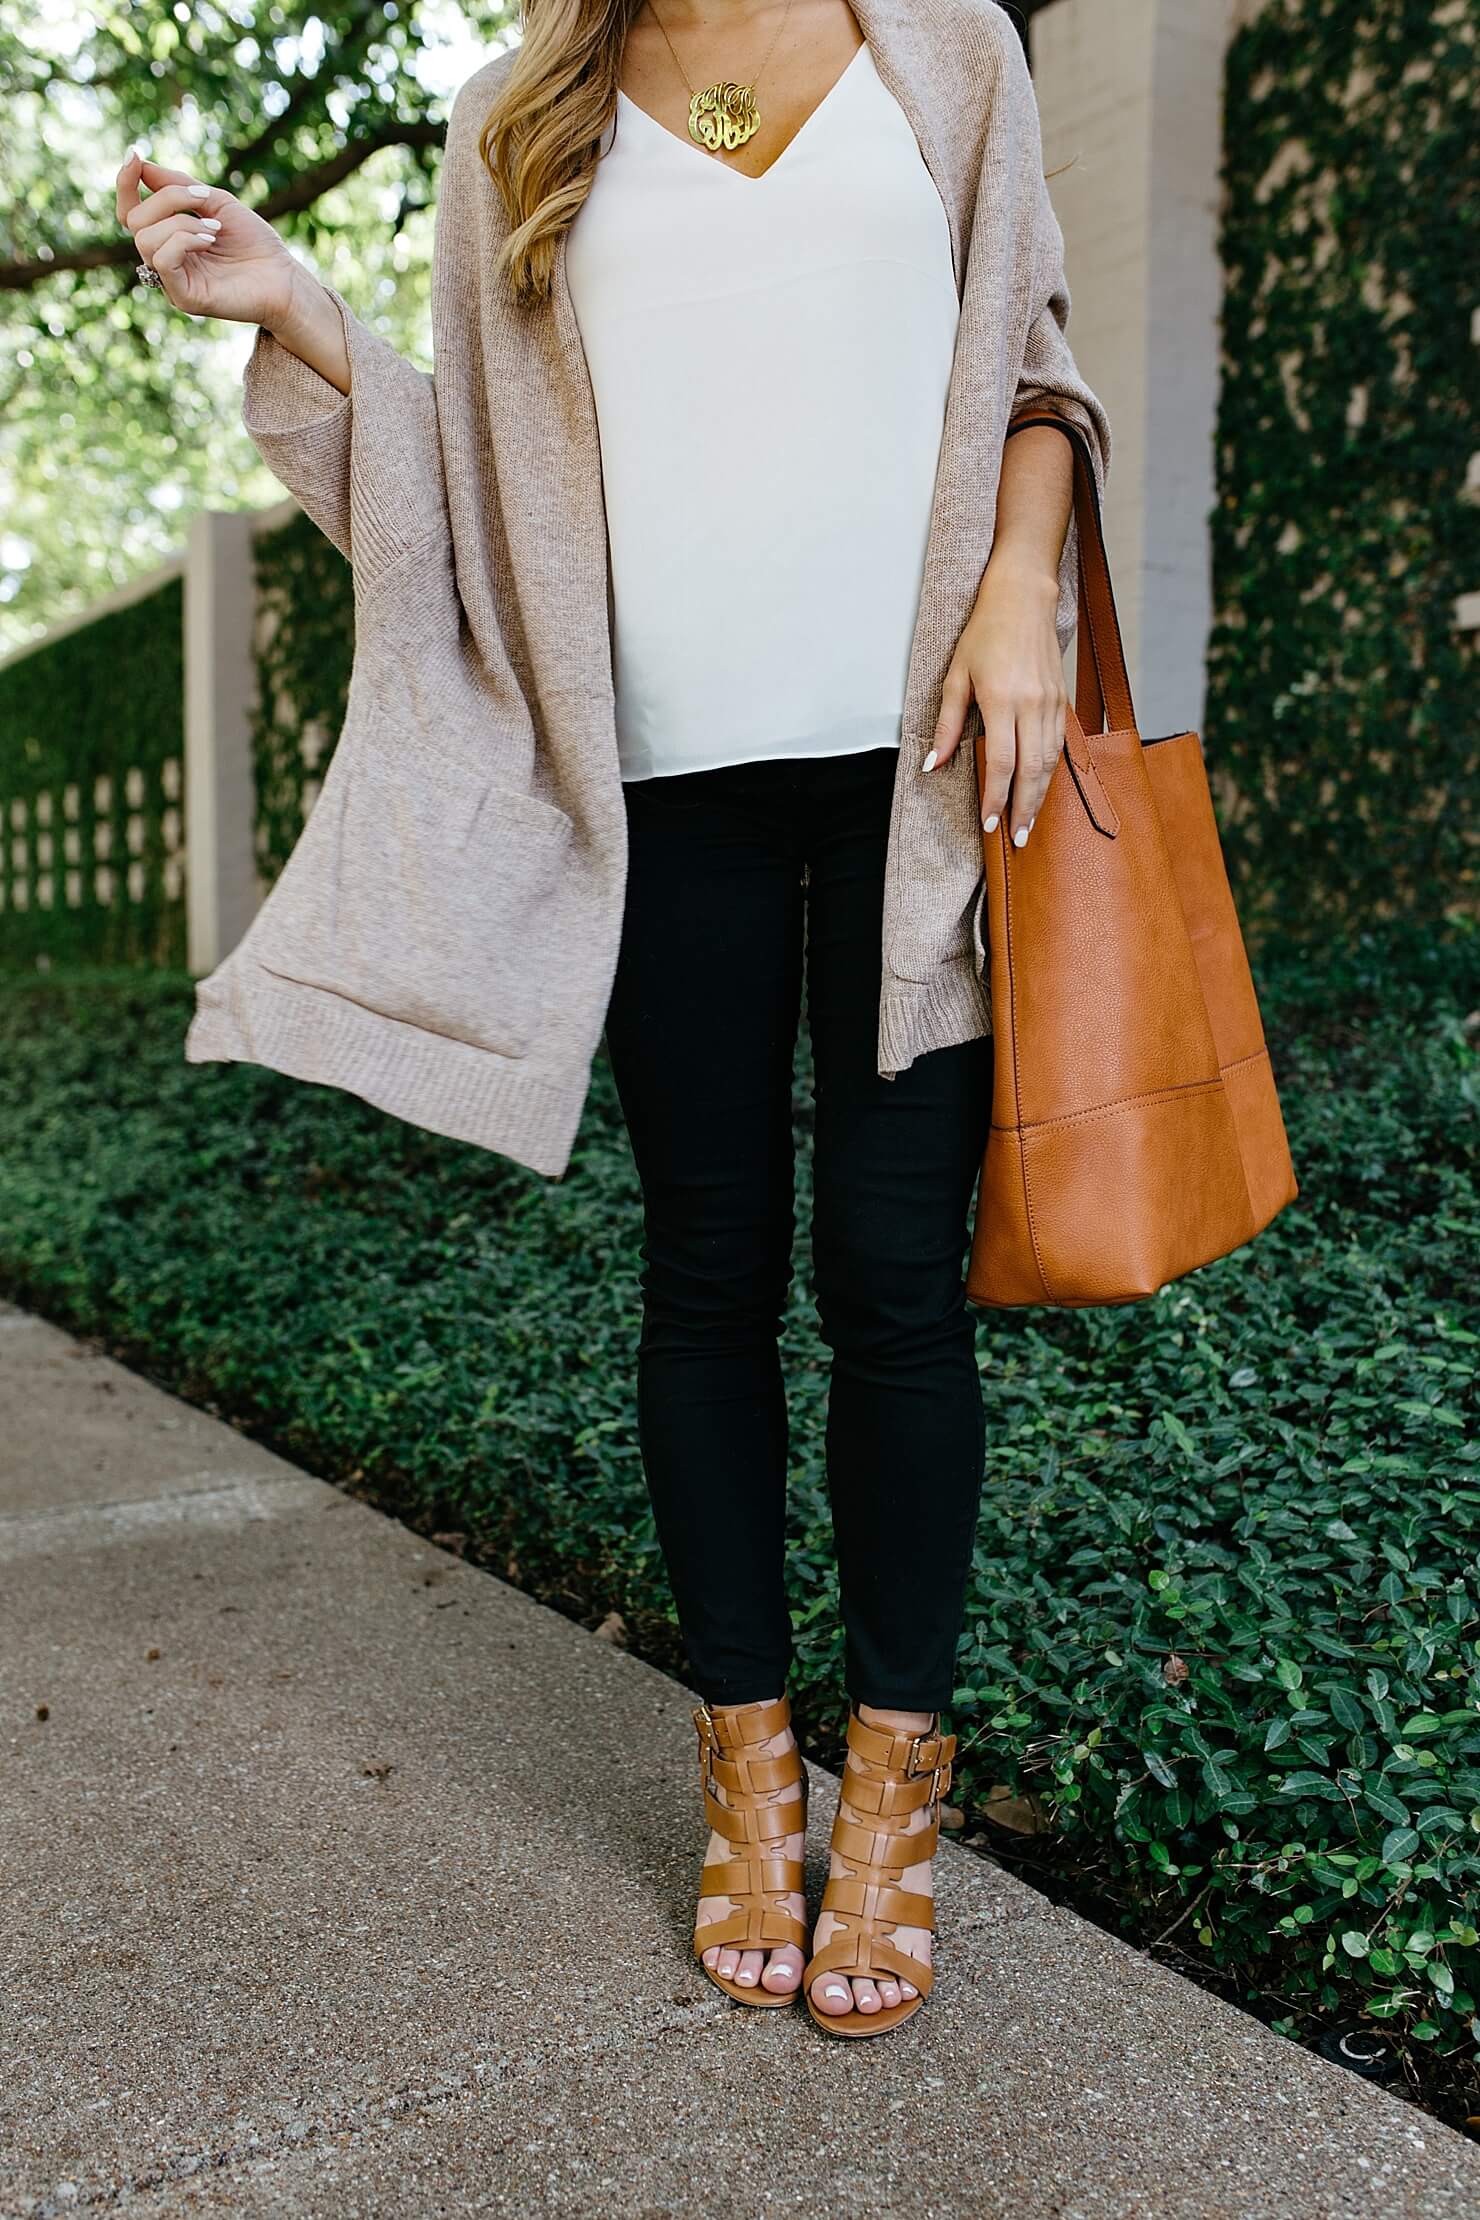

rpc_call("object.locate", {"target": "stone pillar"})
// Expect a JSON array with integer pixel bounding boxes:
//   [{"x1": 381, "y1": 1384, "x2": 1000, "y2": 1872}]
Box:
[
  {"x1": 1031, "y1": 0, "x2": 1250, "y2": 736},
  {"x1": 183, "y1": 509, "x2": 261, "y2": 974}
]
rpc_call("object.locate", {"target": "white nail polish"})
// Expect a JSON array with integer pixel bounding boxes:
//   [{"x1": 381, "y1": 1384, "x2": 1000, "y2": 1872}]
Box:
[
  {"x1": 921, "y1": 748, "x2": 938, "y2": 773},
  {"x1": 1013, "y1": 826, "x2": 1029, "y2": 848},
  {"x1": 187, "y1": 183, "x2": 210, "y2": 198},
  {"x1": 983, "y1": 813, "x2": 999, "y2": 833},
  {"x1": 198, "y1": 217, "x2": 221, "y2": 230}
]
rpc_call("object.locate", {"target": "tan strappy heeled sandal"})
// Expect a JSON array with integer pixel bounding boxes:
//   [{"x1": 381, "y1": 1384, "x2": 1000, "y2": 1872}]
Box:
[
  {"x1": 802, "y1": 1706, "x2": 956, "y2": 2038},
  {"x1": 692, "y1": 1695, "x2": 809, "y2": 2007}
]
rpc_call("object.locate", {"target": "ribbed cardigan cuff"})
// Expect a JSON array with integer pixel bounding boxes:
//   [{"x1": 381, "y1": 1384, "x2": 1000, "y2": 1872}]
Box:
[{"x1": 242, "y1": 317, "x2": 353, "y2": 557}]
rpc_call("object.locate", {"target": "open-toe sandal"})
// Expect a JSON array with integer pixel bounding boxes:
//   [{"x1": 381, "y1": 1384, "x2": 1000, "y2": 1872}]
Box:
[
  {"x1": 802, "y1": 1706, "x2": 955, "y2": 2039},
  {"x1": 692, "y1": 1695, "x2": 809, "y2": 2008}
]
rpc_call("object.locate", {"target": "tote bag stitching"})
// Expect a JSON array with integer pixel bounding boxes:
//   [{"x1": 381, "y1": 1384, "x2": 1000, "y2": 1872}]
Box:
[
  {"x1": 1221, "y1": 1045, "x2": 1273, "y2": 1078},
  {"x1": 997, "y1": 1074, "x2": 1227, "y2": 1139}
]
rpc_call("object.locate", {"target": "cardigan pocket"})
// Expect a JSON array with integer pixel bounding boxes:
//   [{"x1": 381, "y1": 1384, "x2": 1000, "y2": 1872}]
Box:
[{"x1": 252, "y1": 728, "x2": 573, "y2": 1062}]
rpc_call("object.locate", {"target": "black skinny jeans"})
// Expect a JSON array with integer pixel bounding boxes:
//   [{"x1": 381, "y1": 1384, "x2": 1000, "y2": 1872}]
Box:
[{"x1": 602, "y1": 743, "x2": 993, "y2": 1712}]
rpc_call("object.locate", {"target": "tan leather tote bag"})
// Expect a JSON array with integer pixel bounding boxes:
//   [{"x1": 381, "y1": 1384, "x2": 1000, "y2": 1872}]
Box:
[{"x1": 967, "y1": 413, "x2": 1297, "y2": 1309}]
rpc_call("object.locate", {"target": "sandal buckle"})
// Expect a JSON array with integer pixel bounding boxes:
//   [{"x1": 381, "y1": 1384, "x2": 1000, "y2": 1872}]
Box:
[
  {"x1": 905, "y1": 1731, "x2": 941, "y2": 1779},
  {"x1": 693, "y1": 1703, "x2": 720, "y2": 1788},
  {"x1": 905, "y1": 1731, "x2": 951, "y2": 1803}
]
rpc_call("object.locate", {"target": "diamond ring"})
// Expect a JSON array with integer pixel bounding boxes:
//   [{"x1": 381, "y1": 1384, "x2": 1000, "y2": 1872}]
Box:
[{"x1": 135, "y1": 262, "x2": 165, "y2": 291}]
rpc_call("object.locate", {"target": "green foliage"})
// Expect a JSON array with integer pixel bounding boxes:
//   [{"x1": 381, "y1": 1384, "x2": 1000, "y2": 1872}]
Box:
[
  {"x1": 0, "y1": 927, "x2": 1476, "y2": 2086},
  {"x1": 252, "y1": 509, "x2": 355, "y2": 881},
  {"x1": 948, "y1": 929, "x2": 1480, "y2": 2075},
  {"x1": 0, "y1": 577, "x2": 185, "y2": 969},
  {"x1": 0, "y1": 2, "x2": 515, "y2": 646},
  {"x1": 1207, "y1": 0, "x2": 1480, "y2": 938}
]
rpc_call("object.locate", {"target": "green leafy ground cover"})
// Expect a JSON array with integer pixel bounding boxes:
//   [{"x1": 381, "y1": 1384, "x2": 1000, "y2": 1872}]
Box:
[{"x1": 1, "y1": 930, "x2": 1476, "y2": 2117}]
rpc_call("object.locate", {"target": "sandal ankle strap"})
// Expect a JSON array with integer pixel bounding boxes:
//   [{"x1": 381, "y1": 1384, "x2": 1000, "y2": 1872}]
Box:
[
  {"x1": 693, "y1": 1695, "x2": 805, "y2": 1811},
  {"x1": 845, "y1": 1708, "x2": 956, "y2": 1802},
  {"x1": 694, "y1": 1694, "x2": 792, "y2": 1755}
]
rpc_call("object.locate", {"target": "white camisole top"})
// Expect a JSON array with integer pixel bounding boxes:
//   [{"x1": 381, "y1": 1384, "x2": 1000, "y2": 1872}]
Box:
[{"x1": 564, "y1": 42, "x2": 961, "y2": 782}]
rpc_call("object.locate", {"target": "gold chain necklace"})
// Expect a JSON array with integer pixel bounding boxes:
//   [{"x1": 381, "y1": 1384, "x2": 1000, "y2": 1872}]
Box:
[{"x1": 644, "y1": 0, "x2": 797, "y2": 157}]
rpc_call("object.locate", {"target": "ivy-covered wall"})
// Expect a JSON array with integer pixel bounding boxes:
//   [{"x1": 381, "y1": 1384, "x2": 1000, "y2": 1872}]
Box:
[
  {"x1": 0, "y1": 578, "x2": 186, "y2": 970},
  {"x1": 1207, "y1": 0, "x2": 1479, "y2": 942},
  {"x1": 252, "y1": 508, "x2": 354, "y2": 885}
]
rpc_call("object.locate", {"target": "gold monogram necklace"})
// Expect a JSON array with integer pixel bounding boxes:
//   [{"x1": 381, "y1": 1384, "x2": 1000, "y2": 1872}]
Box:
[{"x1": 643, "y1": 0, "x2": 797, "y2": 157}]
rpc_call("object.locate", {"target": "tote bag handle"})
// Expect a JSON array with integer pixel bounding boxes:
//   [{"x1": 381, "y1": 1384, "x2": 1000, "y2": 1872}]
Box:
[{"x1": 1004, "y1": 410, "x2": 1136, "y2": 737}]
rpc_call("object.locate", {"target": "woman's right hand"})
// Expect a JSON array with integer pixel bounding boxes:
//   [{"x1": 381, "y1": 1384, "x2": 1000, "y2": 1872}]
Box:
[{"x1": 115, "y1": 151, "x2": 301, "y2": 333}]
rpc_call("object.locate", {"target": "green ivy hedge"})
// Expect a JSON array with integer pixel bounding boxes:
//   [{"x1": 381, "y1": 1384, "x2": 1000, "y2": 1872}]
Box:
[
  {"x1": 1, "y1": 926, "x2": 1476, "y2": 2109},
  {"x1": 1207, "y1": 0, "x2": 1480, "y2": 940},
  {"x1": 251, "y1": 508, "x2": 354, "y2": 883},
  {"x1": 0, "y1": 578, "x2": 185, "y2": 970}
]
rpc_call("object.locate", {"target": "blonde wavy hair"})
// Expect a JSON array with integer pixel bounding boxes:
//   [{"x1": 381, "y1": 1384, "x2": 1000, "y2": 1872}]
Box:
[
  {"x1": 482, "y1": 0, "x2": 645, "y2": 303},
  {"x1": 482, "y1": 4, "x2": 1066, "y2": 301}
]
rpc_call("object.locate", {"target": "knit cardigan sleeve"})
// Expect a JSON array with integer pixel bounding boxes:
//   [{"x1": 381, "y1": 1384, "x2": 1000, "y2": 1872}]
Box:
[
  {"x1": 994, "y1": 20, "x2": 1113, "y2": 656},
  {"x1": 240, "y1": 284, "x2": 444, "y2": 581},
  {"x1": 237, "y1": 64, "x2": 511, "y2": 584}
]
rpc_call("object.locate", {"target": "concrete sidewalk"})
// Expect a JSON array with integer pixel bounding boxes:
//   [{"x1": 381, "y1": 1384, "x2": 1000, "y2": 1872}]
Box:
[{"x1": 3, "y1": 1299, "x2": 1478, "y2": 2220}]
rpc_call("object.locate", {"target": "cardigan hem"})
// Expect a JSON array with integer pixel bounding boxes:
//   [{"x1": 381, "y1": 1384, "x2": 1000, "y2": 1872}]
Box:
[
  {"x1": 184, "y1": 959, "x2": 588, "y2": 1181},
  {"x1": 877, "y1": 955, "x2": 993, "y2": 1080}
]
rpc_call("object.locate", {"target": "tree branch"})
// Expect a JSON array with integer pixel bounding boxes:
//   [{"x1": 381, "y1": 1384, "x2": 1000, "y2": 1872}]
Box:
[
  {"x1": 0, "y1": 119, "x2": 445, "y2": 294},
  {"x1": 220, "y1": 0, "x2": 392, "y2": 181}
]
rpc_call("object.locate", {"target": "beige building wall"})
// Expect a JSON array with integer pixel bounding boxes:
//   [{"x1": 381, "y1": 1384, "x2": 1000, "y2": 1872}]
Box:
[{"x1": 1032, "y1": 0, "x2": 1254, "y2": 738}]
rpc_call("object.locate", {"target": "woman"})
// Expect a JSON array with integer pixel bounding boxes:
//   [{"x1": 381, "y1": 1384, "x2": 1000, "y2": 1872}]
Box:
[{"x1": 118, "y1": 0, "x2": 1109, "y2": 2039}]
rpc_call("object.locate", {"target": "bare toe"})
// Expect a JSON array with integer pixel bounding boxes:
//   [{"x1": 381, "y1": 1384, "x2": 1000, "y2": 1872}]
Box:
[
  {"x1": 852, "y1": 1976, "x2": 881, "y2": 2013},
  {"x1": 716, "y1": 1947, "x2": 741, "y2": 1981},
  {"x1": 877, "y1": 1978, "x2": 901, "y2": 2009},
  {"x1": 734, "y1": 1949, "x2": 763, "y2": 1989},
  {"x1": 812, "y1": 1973, "x2": 854, "y2": 2016},
  {"x1": 762, "y1": 1946, "x2": 802, "y2": 1993},
  {"x1": 701, "y1": 1943, "x2": 721, "y2": 1968}
]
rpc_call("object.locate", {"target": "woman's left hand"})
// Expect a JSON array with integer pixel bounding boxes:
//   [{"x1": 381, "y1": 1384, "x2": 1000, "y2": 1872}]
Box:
[{"x1": 922, "y1": 552, "x2": 1067, "y2": 848}]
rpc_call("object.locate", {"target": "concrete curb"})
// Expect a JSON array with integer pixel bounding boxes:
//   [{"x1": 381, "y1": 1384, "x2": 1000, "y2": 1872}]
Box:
[{"x1": 4, "y1": 1301, "x2": 1478, "y2": 2218}]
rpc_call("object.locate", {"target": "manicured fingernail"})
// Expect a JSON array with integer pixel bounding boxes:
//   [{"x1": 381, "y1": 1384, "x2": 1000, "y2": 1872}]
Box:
[
  {"x1": 1013, "y1": 826, "x2": 1030, "y2": 848},
  {"x1": 983, "y1": 813, "x2": 999, "y2": 833},
  {"x1": 921, "y1": 748, "x2": 938, "y2": 773},
  {"x1": 198, "y1": 216, "x2": 221, "y2": 230},
  {"x1": 187, "y1": 183, "x2": 210, "y2": 198}
]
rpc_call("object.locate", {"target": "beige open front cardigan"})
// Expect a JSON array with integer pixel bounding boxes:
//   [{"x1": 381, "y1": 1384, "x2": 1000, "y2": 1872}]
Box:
[{"x1": 185, "y1": 0, "x2": 1111, "y2": 1178}]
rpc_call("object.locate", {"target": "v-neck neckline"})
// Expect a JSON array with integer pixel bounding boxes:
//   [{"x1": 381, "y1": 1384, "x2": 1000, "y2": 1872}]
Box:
[{"x1": 615, "y1": 39, "x2": 871, "y2": 186}]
